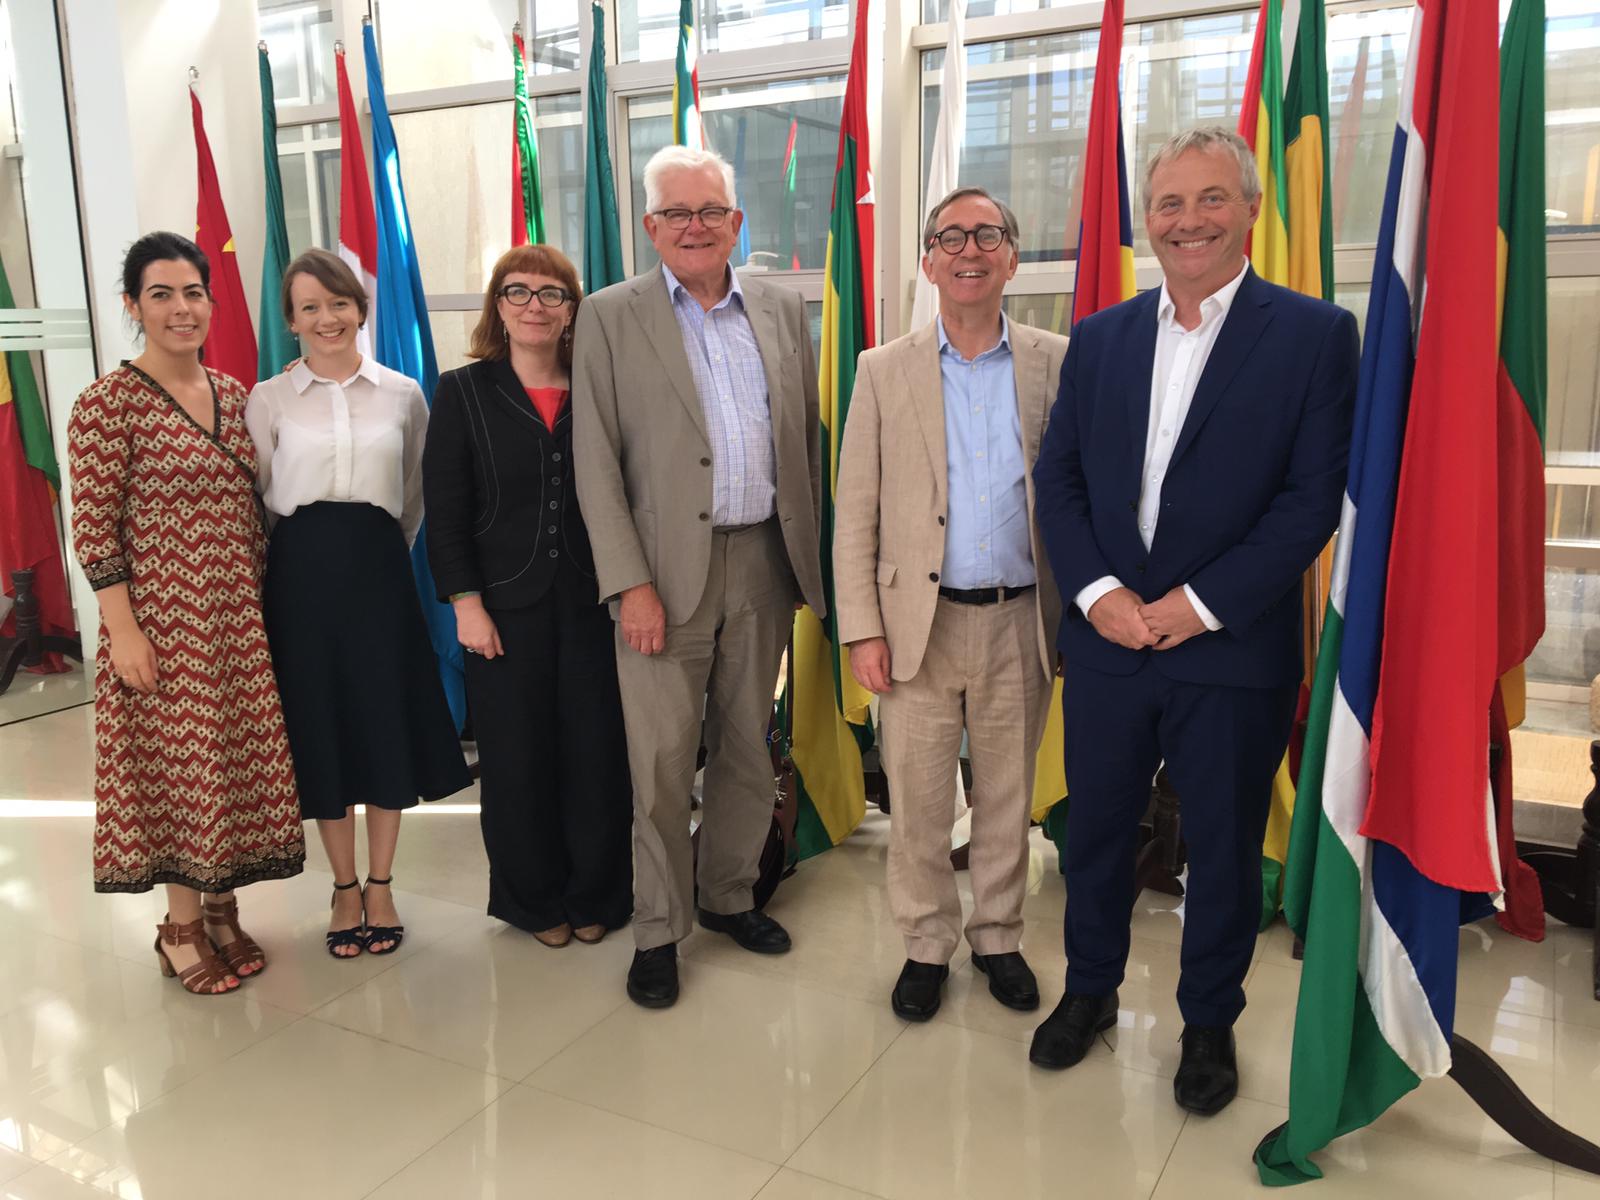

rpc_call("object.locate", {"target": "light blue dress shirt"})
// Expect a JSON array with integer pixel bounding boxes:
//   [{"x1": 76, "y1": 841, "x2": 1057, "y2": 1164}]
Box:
[
  {"x1": 936, "y1": 315, "x2": 1036, "y2": 590},
  {"x1": 660, "y1": 263, "x2": 776, "y2": 527}
]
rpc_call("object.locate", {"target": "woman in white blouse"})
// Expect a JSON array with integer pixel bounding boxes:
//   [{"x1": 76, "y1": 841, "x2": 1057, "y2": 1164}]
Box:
[{"x1": 246, "y1": 249, "x2": 470, "y2": 958}]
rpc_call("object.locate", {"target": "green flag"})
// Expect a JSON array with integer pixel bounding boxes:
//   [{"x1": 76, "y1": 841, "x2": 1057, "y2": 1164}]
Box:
[
  {"x1": 257, "y1": 45, "x2": 298, "y2": 378},
  {"x1": 513, "y1": 31, "x2": 546, "y2": 245},
  {"x1": 0, "y1": 253, "x2": 56, "y2": 490},
  {"x1": 582, "y1": 2, "x2": 625, "y2": 293}
]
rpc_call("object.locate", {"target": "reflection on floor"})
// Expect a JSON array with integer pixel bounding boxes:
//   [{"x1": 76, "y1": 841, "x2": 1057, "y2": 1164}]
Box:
[
  {"x1": 2, "y1": 705, "x2": 1599, "y2": 1199},
  {"x1": 0, "y1": 662, "x2": 89, "y2": 727}
]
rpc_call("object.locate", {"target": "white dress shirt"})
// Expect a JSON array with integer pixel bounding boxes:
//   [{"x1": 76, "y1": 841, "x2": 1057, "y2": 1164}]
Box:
[
  {"x1": 245, "y1": 356, "x2": 429, "y2": 546},
  {"x1": 1074, "y1": 260, "x2": 1252, "y2": 630}
]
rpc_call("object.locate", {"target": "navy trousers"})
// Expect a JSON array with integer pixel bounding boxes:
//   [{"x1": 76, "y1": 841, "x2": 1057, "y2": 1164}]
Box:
[{"x1": 1060, "y1": 659, "x2": 1298, "y2": 1028}]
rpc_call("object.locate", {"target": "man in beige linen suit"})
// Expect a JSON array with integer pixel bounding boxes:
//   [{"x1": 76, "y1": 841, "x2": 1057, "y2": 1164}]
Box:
[
  {"x1": 573, "y1": 145, "x2": 824, "y2": 1009},
  {"x1": 834, "y1": 187, "x2": 1067, "y2": 1021}
]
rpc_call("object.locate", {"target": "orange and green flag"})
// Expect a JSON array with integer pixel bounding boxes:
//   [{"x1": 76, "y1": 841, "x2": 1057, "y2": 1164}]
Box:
[
  {"x1": 1239, "y1": 0, "x2": 1289, "y2": 283},
  {"x1": 786, "y1": 0, "x2": 875, "y2": 859}
]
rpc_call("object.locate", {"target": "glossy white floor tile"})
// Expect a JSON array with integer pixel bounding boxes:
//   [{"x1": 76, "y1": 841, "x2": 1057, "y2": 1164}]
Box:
[
  {"x1": 6, "y1": 704, "x2": 1600, "y2": 1198},
  {"x1": 368, "y1": 1084, "x2": 777, "y2": 1200}
]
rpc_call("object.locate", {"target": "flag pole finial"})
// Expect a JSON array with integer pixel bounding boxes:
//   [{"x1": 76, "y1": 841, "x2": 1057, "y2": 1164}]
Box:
[
  {"x1": 188, "y1": 65, "x2": 199, "y2": 83},
  {"x1": 513, "y1": 20, "x2": 522, "y2": 36},
  {"x1": 334, "y1": 39, "x2": 345, "y2": 54},
  {"x1": 257, "y1": 40, "x2": 268, "y2": 53},
  {"x1": 362, "y1": 14, "x2": 372, "y2": 26}
]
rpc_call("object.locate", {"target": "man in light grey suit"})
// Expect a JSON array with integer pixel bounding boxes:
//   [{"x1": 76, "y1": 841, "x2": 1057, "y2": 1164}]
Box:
[
  {"x1": 572, "y1": 145, "x2": 825, "y2": 1009},
  {"x1": 834, "y1": 187, "x2": 1068, "y2": 1022}
]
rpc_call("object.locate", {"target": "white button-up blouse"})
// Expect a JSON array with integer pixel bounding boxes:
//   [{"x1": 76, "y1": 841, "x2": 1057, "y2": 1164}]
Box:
[{"x1": 245, "y1": 356, "x2": 429, "y2": 546}]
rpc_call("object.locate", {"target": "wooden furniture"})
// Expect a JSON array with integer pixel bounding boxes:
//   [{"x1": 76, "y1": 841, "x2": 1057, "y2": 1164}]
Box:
[{"x1": 0, "y1": 568, "x2": 82, "y2": 695}]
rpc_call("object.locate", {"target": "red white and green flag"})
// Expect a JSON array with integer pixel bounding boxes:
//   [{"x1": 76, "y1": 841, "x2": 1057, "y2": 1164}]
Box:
[
  {"x1": 786, "y1": 0, "x2": 875, "y2": 859},
  {"x1": 512, "y1": 29, "x2": 546, "y2": 246},
  {"x1": 672, "y1": 0, "x2": 704, "y2": 150}
]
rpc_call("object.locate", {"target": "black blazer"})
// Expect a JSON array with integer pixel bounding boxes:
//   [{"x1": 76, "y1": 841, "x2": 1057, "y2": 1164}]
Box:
[
  {"x1": 1033, "y1": 268, "x2": 1358, "y2": 688},
  {"x1": 423, "y1": 356, "x2": 597, "y2": 610}
]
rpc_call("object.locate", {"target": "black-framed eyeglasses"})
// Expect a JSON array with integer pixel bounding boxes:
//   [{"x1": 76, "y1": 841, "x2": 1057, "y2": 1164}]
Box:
[
  {"x1": 927, "y1": 224, "x2": 1008, "y2": 255},
  {"x1": 498, "y1": 284, "x2": 573, "y2": 308},
  {"x1": 650, "y1": 206, "x2": 734, "y2": 229}
]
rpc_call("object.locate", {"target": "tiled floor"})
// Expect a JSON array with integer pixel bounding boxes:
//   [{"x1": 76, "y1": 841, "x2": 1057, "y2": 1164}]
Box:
[{"x1": 3, "y1": 705, "x2": 1599, "y2": 1199}]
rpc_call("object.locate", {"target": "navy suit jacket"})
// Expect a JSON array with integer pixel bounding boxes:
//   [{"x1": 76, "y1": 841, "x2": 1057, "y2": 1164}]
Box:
[{"x1": 1033, "y1": 268, "x2": 1358, "y2": 688}]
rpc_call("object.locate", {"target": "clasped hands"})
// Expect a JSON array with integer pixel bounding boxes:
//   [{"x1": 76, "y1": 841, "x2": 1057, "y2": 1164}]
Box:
[{"x1": 1088, "y1": 586, "x2": 1205, "y2": 652}]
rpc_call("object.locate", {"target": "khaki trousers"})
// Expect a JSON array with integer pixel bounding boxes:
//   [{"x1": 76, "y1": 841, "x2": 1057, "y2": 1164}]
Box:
[
  {"x1": 879, "y1": 593, "x2": 1049, "y2": 963},
  {"x1": 615, "y1": 520, "x2": 795, "y2": 950}
]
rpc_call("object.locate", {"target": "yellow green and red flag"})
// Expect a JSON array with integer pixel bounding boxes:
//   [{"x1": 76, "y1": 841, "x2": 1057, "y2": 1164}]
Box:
[
  {"x1": 786, "y1": 0, "x2": 876, "y2": 859},
  {"x1": 1239, "y1": 0, "x2": 1289, "y2": 283}
]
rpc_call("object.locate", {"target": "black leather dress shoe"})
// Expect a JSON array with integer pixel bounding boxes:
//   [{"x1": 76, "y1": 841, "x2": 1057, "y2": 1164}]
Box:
[
  {"x1": 891, "y1": 960, "x2": 950, "y2": 1021},
  {"x1": 971, "y1": 952, "x2": 1040, "y2": 1011},
  {"x1": 1028, "y1": 990, "x2": 1119, "y2": 1069},
  {"x1": 1174, "y1": 1024, "x2": 1238, "y2": 1115},
  {"x1": 696, "y1": 907, "x2": 792, "y2": 954},
  {"x1": 626, "y1": 944, "x2": 679, "y2": 1008}
]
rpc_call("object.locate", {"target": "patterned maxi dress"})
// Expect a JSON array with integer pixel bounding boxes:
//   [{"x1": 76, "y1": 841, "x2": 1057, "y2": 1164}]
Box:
[{"x1": 68, "y1": 364, "x2": 305, "y2": 893}]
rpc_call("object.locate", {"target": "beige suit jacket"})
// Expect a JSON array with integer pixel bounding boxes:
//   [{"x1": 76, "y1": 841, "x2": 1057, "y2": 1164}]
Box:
[
  {"x1": 572, "y1": 266, "x2": 825, "y2": 624},
  {"x1": 833, "y1": 319, "x2": 1068, "y2": 682}
]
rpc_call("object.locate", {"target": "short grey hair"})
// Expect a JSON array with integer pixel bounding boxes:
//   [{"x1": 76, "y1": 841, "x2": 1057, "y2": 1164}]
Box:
[
  {"x1": 921, "y1": 186, "x2": 1022, "y2": 255},
  {"x1": 643, "y1": 145, "x2": 737, "y2": 212},
  {"x1": 1142, "y1": 126, "x2": 1261, "y2": 212}
]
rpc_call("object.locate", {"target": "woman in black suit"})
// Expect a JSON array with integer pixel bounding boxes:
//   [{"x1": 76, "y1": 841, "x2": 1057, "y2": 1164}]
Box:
[{"x1": 423, "y1": 245, "x2": 631, "y2": 946}]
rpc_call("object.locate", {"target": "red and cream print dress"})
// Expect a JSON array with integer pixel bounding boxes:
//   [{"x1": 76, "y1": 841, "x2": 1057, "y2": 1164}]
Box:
[{"x1": 67, "y1": 364, "x2": 305, "y2": 893}]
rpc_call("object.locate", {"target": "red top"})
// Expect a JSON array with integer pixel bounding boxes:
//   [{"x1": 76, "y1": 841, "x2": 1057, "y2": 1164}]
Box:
[{"x1": 525, "y1": 386, "x2": 568, "y2": 432}]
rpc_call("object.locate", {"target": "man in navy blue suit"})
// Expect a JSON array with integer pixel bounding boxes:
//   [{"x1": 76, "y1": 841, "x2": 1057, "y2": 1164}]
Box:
[{"x1": 1028, "y1": 127, "x2": 1357, "y2": 1115}]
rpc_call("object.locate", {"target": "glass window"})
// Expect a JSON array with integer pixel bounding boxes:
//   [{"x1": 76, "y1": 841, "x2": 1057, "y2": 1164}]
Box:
[
  {"x1": 259, "y1": 0, "x2": 336, "y2": 107},
  {"x1": 629, "y1": 76, "x2": 846, "y2": 273},
  {"x1": 276, "y1": 121, "x2": 340, "y2": 256},
  {"x1": 618, "y1": 0, "x2": 680, "y2": 63},
  {"x1": 374, "y1": 0, "x2": 519, "y2": 92},
  {"x1": 620, "y1": 0, "x2": 848, "y2": 62},
  {"x1": 391, "y1": 93, "x2": 584, "y2": 297},
  {"x1": 1324, "y1": 7, "x2": 1412, "y2": 246},
  {"x1": 1547, "y1": 276, "x2": 1600, "y2": 469},
  {"x1": 921, "y1": 32, "x2": 1098, "y2": 267},
  {"x1": 1546, "y1": 5, "x2": 1600, "y2": 231},
  {"x1": 1530, "y1": 566, "x2": 1600, "y2": 686},
  {"x1": 1002, "y1": 292, "x2": 1073, "y2": 336},
  {"x1": 704, "y1": 0, "x2": 850, "y2": 53},
  {"x1": 923, "y1": 0, "x2": 1077, "y2": 20},
  {"x1": 526, "y1": 0, "x2": 584, "y2": 73}
]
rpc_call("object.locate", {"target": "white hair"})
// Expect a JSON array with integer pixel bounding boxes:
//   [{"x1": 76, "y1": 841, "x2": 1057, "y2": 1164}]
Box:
[{"x1": 642, "y1": 145, "x2": 738, "y2": 212}]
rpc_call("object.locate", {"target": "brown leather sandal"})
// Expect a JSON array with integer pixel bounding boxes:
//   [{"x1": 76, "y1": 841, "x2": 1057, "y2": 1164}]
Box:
[
  {"x1": 201, "y1": 895, "x2": 266, "y2": 976},
  {"x1": 154, "y1": 916, "x2": 240, "y2": 995}
]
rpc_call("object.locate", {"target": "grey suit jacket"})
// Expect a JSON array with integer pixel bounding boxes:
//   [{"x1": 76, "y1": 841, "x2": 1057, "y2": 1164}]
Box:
[
  {"x1": 572, "y1": 266, "x2": 825, "y2": 624},
  {"x1": 833, "y1": 319, "x2": 1068, "y2": 681}
]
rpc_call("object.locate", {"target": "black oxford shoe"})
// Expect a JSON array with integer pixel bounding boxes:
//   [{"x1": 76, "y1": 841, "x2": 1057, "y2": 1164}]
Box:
[
  {"x1": 1028, "y1": 990, "x2": 1119, "y2": 1069},
  {"x1": 696, "y1": 907, "x2": 792, "y2": 955},
  {"x1": 1174, "y1": 1024, "x2": 1238, "y2": 1115},
  {"x1": 626, "y1": 944, "x2": 679, "y2": 1009},
  {"x1": 891, "y1": 960, "x2": 950, "y2": 1021},
  {"x1": 971, "y1": 951, "x2": 1040, "y2": 1011}
]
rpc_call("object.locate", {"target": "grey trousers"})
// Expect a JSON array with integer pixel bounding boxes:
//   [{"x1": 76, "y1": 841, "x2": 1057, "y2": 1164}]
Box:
[{"x1": 615, "y1": 520, "x2": 795, "y2": 950}]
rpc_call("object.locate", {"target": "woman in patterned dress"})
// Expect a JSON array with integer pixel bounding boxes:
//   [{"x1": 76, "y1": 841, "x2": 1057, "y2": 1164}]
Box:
[{"x1": 68, "y1": 232, "x2": 305, "y2": 995}]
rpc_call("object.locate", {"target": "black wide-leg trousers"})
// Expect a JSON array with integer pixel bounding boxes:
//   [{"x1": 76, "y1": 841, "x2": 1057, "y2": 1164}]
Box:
[{"x1": 464, "y1": 563, "x2": 633, "y2": 933}]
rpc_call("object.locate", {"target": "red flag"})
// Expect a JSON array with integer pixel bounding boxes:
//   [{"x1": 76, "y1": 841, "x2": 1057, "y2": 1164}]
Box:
[
  {"x1": 1359, "y1": 0, "x2": 1501, "y2": 893},
  {"x1": 0, "y1": 364, "x2": 73, "y2": 673},
  {"x1": 1071, "y1": 0, "x2": 1135, "y2": 323},
  {"x1": 335, "y1": 46, "x2": 379, "y2": 349},
  {"x1": 189, "y1": 88, "x2": 257, "y2": 387}
]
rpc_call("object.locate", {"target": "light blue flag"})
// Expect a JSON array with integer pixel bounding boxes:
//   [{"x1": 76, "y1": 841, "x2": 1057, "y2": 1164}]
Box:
[{"x1": 362, "y1": 21, "x2": 465, "y2": 730}]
